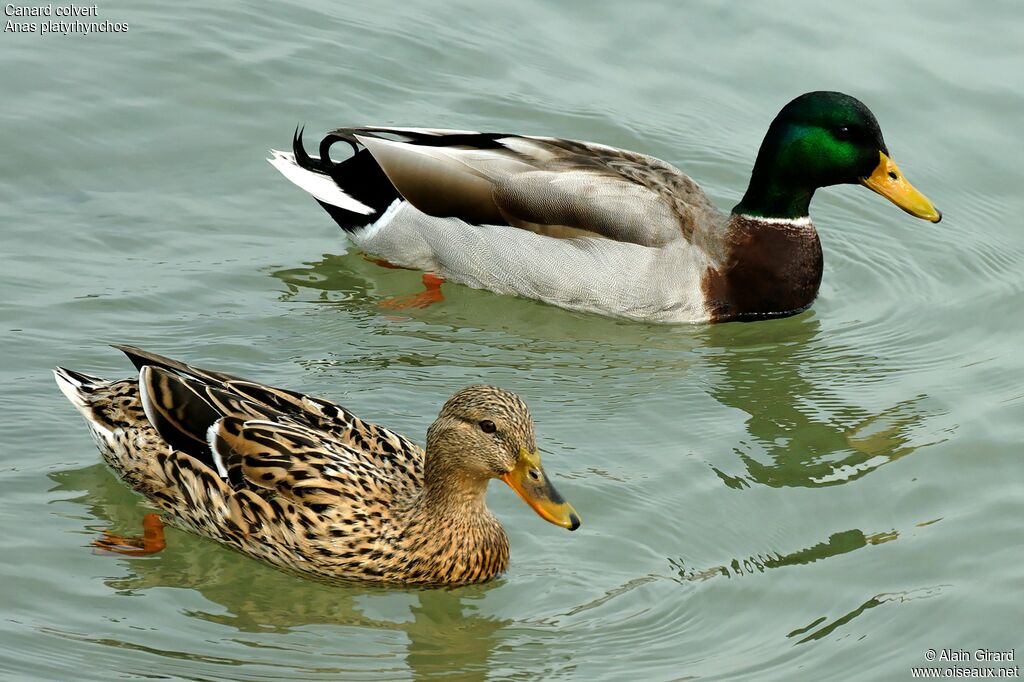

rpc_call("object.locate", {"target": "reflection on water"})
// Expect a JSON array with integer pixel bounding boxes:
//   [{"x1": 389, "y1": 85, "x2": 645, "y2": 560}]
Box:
[
  {"x1": 275, "y1": 253, "x2": 951, "y2": 493},
  {"x1": 271, "y1": 250, "x2": 707, "y2": 376},
  {"x1": 671, "y1": 527, "x2": 899, "y2": 582},
  {"x1": 49, "y1": 464, "x2": 509, "y2": 681},
  {"x1": 701, "y1": 319, "x2": 950, "y2": 488},
  {"x1": 5, "y1": 0, "x2": 1022, "y2": 675},
  {"x1": 787, "y1": 586, "x2": 944, "y2": 644},
  {"x1": 274, "y1": 252, "x2": 382, "y2": 310},
  {"x1": 559, "y1": 575, "x2": 661, "y2": 619},
  {"x1": 37, "y1": 627, "x2": 255, "y2": 670},
  {"x1": 36, "y1": 242, "x2": 972, "y2": 681}
]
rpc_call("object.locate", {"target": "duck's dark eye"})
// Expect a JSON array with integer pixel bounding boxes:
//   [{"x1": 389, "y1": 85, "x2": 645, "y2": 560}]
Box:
[
  {"x1": 834, "y1": 126, "x2": 853, "y2": 141},
  {"x1": 479, "y1": 419, "x2": 497, "y2": 434}
]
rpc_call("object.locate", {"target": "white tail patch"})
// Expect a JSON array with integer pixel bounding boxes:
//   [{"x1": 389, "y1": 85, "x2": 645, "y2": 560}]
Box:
[
  {"x1": 268, "y1": 150, "x2": 374, "y2": 215},
  {"x1": 53, "y1": 368, "x2": 88, "y2": 410},
  {"x1": 53, "y1": 368, "x2": 114, "y2": 440}
]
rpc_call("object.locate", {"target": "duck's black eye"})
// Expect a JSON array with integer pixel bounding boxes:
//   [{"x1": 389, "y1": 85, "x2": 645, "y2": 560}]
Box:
[
  {"x1": 834, "y1": 126, "x2": 853, "y2": 141},
  {"x1": 479, "y1": 419, "x2": 497, "y2": 434}
]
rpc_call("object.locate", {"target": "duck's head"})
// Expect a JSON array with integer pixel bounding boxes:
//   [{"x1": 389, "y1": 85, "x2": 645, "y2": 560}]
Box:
[
  {"x1": 425, "y1": 385, "x2": 580, "y2": 531},
  {"x1": 734, "y1": 91, "x2": 941, "y2": 223}
]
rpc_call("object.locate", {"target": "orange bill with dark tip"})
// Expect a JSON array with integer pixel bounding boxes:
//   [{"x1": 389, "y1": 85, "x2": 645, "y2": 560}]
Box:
[
  {"x1": 860, "y1": 151, "x2": 942, "y2": 223},
  {"x1": 501, "y1": 448, "x2": 580, "y2": 530}
]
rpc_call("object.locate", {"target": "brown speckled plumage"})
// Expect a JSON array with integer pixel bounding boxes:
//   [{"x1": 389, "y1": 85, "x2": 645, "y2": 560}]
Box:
[{"x1": 55, "y1": 346, "x2": 578, "y2": 585}]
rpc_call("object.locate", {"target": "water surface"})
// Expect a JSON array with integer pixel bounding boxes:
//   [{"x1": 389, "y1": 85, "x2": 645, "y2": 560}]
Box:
[{"x1": 2, "y1": 1, "x2": 1022, "y2": 679}]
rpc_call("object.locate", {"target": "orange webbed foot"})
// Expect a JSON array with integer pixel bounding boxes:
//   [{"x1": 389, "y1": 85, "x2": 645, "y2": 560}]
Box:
[
  {"x1": 379, "y1": 274, "x2": 446, "y2": 310},
  {"x1": 92, "y1": 513, "x2": 167, "y2": 556}
]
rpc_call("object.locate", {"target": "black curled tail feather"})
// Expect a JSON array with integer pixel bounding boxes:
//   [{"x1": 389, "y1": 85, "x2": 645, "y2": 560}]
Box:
[
  {"x1": 293, "y1": 126, "x2": 326, "y2": 173},
  {"x1": 292, "y1": 126, "x2": 360, "y2": 175},
  {"x1": 291, "y1": 127, "x2": 402, "y2": 232},
  {"x1": 292, "y1": 126, "x2": 326, "y2": 174},
  {"x1": 292, "y1": 125, "x2": 316, "y2": 170},
  {"x1": 319, "y1": 131, "x2": 360, "y2": 169}
]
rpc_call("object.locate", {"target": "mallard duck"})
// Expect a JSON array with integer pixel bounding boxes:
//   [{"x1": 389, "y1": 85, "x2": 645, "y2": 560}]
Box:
[
  {"x1": 270, "y1": 91, "x2": 940, "y2": 323},
  {"x1": 54, "y1": 346, "x2": 579, "y2": 585}
]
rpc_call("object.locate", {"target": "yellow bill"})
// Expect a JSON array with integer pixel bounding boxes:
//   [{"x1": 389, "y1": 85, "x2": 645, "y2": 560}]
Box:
[
  {"x1": 860, "y1": 151, "x2": 942, "y2": 223},
  {"x1": 501, "y1": 448, "x2": 580, "y2": 530}
]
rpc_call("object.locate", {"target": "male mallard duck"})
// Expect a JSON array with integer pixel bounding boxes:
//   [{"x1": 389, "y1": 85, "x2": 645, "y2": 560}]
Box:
[
  {"x1": 54, "y1": 346, "x2": 579, "y2": 585},
  {"x1": 270, "y1": 91, "x2": 940, "y2": 323}
]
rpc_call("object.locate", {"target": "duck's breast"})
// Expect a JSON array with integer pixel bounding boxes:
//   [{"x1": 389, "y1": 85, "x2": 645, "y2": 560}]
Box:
[{"x1": 701, "y1": 215, "x2": 824, "y2": 322}]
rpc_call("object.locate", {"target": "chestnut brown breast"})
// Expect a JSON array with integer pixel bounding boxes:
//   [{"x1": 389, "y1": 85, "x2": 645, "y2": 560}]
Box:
[{"x1": 702, "y1": 215, "x2": 823, "y2": 322}]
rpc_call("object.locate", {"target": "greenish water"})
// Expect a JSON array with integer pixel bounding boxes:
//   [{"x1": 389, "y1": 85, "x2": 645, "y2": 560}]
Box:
[{"x1": 2, "y1": 0, "x2": 1022, "y2": 679}]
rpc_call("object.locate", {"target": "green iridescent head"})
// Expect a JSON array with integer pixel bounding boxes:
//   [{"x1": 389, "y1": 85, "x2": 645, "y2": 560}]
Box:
[{"x1": 733, "y1": 91, "x2": 940, "y2": 222}]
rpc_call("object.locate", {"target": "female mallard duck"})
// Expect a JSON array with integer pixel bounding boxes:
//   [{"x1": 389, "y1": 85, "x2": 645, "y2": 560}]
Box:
[
  {"x1": 271, "y1": 91, "x2": 940, "y2": 323},
  {"x1": 54, "y1": 346, "x2": 579, "y2": 585}
]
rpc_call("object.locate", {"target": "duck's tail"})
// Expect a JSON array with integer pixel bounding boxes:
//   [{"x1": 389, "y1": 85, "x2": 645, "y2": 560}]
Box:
[
  {"x1": 53, "y1": 366, "x2": 119, "y2": 445},
  {"x1": 268, "y1": 127, "x2": 401, "y2": 233}
]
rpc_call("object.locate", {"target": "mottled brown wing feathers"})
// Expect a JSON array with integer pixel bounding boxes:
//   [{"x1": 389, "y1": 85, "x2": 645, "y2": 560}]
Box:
[
  {"x1": 227, "y1": 381, "x2": 426, "y2": 480},
  {"x1": 209, "y1": 417, "x2": 397, "y2": 513},
  {"x1": 220, "y1": 379, "x2": 308, "y2": 414},
  {"x1": 197, "y1": 383, "x2": 285, "y2": 423},
  {"x1": 117, "y1": 344, "x2": 424, "y2": 478}
]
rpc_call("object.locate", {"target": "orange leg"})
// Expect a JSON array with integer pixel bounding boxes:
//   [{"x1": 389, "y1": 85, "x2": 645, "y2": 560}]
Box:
[
  {"x1": 379, "y1": 274, "x2": 446, "y2": 310},
  {"x1": 92, "y1": 513, "x2": 167, "y2": 556}
]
